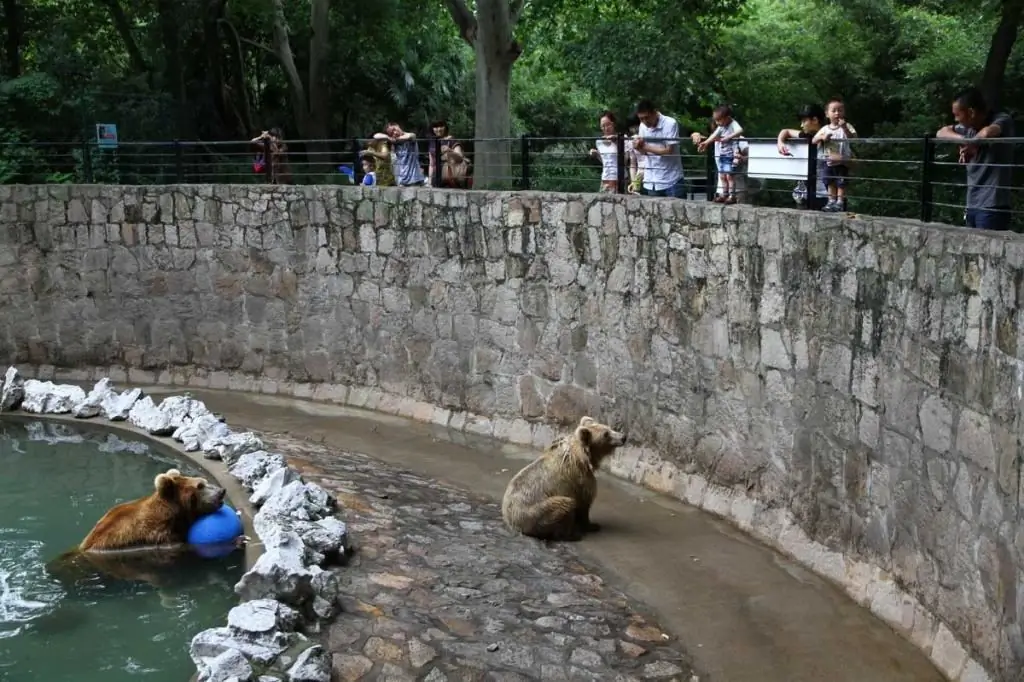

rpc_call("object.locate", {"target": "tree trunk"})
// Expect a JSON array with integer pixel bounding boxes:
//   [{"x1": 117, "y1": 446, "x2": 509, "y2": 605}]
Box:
[
  {"x1": 156, "y1": 0, "x2": 188, "y2": 137},
  {"x1": 2, "y1": 0, "x2": 20, "y2": 79},
  {"x1": 981, "y1": 0, "x2": 1024, "y2": 110},
  {"x1": 473, "y1": 37, "x2": 514, "y2": 188},
  {"x1": 443, "y1": 0, "x2": 523, "y2": 189},
  {"x1": 305, "y1": 0, "x2": 331, "y2": 175},
  {"x1": 269, "y1": 0, "x2": 310, "y2": 138}
]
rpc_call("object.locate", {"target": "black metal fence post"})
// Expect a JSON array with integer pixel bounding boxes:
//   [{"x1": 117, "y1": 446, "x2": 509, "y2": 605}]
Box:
[
  {"x1": 520, "y1": 135, "x2": 531, "y2": 190},
  {"x1": 704, "y1": 142, "x2": 715, "y2": 201},
  {"x1": 351, "y1": 138, "x2": 361, "y2": 185},
  {"x1": 432, "y1": 136, "x2": 443, "y2": 188},
  {"x1": 615, "y1": 133, "x2": 626, "y2": 194},
  {"x1": 806, "y1": 142, "x2": 819, "y2": 211},
  {"x1": 173, "y1": 140, "x2": 184, "y2": 183},
  {"x1": 81, "y1": 140, "x2": 93, "y2": 184},
  {"x1": 919, "y1": 134, "x2": 935, "y2": 223}
]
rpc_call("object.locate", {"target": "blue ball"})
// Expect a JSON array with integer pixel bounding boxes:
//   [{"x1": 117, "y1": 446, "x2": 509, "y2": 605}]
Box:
[{"x1": 188, "y1": 504, "x2": 243, "y2": 546}]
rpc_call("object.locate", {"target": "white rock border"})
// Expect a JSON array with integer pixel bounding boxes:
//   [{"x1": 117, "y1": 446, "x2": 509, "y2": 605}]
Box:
[{"x1": 0, "y1": 367, "x2": 342, "y2": 682}]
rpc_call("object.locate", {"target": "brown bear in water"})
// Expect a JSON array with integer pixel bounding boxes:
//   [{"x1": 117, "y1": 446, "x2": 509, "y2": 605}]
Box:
[
  {"x1": 47, "y1": 468, "x2": 227, "y2": 586},
  {"x1": 501, "y1": 416, "x2": 627, "y2": 542}
]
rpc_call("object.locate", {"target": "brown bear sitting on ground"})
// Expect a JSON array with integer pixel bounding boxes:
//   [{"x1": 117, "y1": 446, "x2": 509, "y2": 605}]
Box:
[
  {"x1": 502, "y1": 416, "x2": 627, "y2": 542},
  {"x1": 47, "y1": 468, "x2": 227, "y2": 586}
]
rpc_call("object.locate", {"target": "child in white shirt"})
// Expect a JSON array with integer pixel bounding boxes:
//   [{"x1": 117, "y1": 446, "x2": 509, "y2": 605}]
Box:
[
  {"x1": 812, "y1": 97, "x2": 857, "y2": 212},
  {"x1": 697, "y1": 105, "x2": 743, "y2": 204}
]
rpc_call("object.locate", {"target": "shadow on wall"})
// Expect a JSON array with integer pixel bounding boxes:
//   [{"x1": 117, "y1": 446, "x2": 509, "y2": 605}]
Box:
[{"x1": 0, "y1": 183, "x2": 1019, "y2": 682}]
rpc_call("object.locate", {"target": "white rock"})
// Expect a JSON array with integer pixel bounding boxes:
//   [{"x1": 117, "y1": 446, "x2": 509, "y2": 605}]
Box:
[
  {"x1": 20, "y1": 380, "x2": 86, "y2": 414},
  {"x1": 158, "y1": 394, "x2": 213, "y2": 430},
  {"x1": 101, "y1": 387, "x2": 142, "y2": 420},
  {"x1": 175, "y1": 413, "x2": 231, "y2": 451},
  {"x1": 190, "y1": 626, "x2": 293, "y2": 666},
  {"x1": 204, "y1": 431, "x2": 265, "y2": 464},
  {"x1": 251, "y1": 467, "x2": 301, "y2": 507},
  {"x1": 260, "y1": 481, "x2": 316, "y2": 522},
  {"x1": 286, "y1": 645, "x2": 330, "y2": 682},
  {"x1": 0, "y1": 366, "x2": 25, "y2": 411},
  {"x1": 73, "y1": 378, "x2": 116, "y2": 418},
  {"x1": 128, "y1": 395, "x2": 176, "y2": 435},
  {"x1": 234, "y1": 529, "x2": 313, "y2": 604},
  {"x1": 230, "y1": 451, "x2": 288, "y2": 490},
  {"x1": 309, "y1": 567, "x2": 341, "y2": 607},
  {"x1": 303, "y1": 483, "x2": 334, "y2": 516},
  {"x1": 196, "y1": 648, "x2": 253, "y2": 682},
  {"x1": 304, "y1": 517, "x2": 349, "y2": 559},
  {"x1": 226, "y1": 599, "x2": 299, "y2": 635}
]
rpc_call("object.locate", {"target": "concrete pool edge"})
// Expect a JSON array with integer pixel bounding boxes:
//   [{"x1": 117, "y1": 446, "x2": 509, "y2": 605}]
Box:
[
  {"x1": 0, "y1": 369, "x2": 344, "y2": 682},
  {"x1": 12, "y1": 362, "x2": 989, "y2": 682},
  {"x1": 0, "y1": 411, "x2": 263, "y2": 571}
]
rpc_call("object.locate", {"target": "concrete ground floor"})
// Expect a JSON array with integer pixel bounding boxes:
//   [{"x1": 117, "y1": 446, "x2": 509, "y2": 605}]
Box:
[{"x1": 145, "y1": 386, "x2": 945, "y2": 682}]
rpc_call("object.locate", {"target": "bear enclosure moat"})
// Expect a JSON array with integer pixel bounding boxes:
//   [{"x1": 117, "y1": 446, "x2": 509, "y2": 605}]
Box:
[
  {"x1": 0, "y1": 418, "x2": 245, "y2": 682},
  {"x1": 1, "y1": 183, "x2": 1023, "y2": 682}
]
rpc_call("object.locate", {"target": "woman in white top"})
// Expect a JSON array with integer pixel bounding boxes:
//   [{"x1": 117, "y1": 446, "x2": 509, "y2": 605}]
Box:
[{"x1": 589, "y1": 111, "x2": 636, "y2": 193}]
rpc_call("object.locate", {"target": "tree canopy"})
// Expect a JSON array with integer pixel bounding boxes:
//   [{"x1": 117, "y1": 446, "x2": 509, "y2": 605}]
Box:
[{"x1": 0, "y1": 0, "x2": 1020, "y2": 189}]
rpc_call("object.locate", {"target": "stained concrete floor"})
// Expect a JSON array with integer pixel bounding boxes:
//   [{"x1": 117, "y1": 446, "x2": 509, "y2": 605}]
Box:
[{"x1": 144, "y1": 386, "x2": 945, "y2": 682}]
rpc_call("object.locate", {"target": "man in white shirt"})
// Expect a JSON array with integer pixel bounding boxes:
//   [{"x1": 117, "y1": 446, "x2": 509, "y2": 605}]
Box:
[{"x1": 633, "y1": 99, "x2": 686, "y2": 198}]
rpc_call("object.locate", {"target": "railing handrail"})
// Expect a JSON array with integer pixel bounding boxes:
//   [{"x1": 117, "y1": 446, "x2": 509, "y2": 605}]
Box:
[
  {"x1": 6, "y1": 134, "x2": 1024, "y2": 146},
  {"x1": 2, "y1": 133, "x2": 1022, "y2": 231}
]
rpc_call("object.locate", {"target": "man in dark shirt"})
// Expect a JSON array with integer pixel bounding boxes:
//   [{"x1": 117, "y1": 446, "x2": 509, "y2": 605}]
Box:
[{"x1": 937, "y1": 86, "x2": 1015, "y2": 231}]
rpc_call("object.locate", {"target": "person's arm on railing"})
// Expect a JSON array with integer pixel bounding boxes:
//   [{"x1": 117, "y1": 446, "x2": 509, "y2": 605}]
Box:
[
  {"x1": 360, "y1": 147, "x2": 390, "y2": 161},
  {"x1": 696, "y1": 127, "x2": 722, "y2": 153},
  {"x1": 392, "y1": 131, "x2": 416, "y2": 142},
  {"x1": 373, "y1": 132, "x2": 390, "y2": 140},
  {"x1": 776, "y1": 128, "x2": 801, "y2": 155},
  {"x1": 635, "y1": 119, "x2": 681, "y2": 156}
]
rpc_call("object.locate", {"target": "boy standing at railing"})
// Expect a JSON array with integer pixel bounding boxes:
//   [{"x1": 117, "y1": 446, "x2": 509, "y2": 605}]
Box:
[
  {"x1": 813, "y1": 98, "x2": 857, "y2": 212},
  {"x1": 697, "y1": 105, "x2": 744, "y2": 204}
]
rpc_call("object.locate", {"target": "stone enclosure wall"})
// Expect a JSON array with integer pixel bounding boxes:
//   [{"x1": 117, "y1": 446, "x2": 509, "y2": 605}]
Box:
[{"x1": 0, "y1": 184, "x2": 1020, "y2": 681}]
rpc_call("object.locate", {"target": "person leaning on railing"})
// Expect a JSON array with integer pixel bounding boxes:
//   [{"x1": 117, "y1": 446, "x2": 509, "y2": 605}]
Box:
[
  {"x1": 936, "y1": 86, "x2": 1016, "y2": 231},
  {"x1": 250, "y1": 128, "x2": 292, "y2": 185},
  {"x1": 428, "y1": 119, "x2": 471, "y2": 189},
  {"x1": 776, "y1": 104, "x2": 829, "y2": 210}
]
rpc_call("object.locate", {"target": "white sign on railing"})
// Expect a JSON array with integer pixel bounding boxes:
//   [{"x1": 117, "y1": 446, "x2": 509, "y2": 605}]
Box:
[{"x1": 746, "y1": 141, "x2": 810, "y2": 180}]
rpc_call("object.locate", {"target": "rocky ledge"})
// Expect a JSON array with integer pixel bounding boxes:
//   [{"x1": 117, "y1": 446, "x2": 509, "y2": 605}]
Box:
[{"x1": 0, "y1": 367, "x2": 345, "y2": 682}]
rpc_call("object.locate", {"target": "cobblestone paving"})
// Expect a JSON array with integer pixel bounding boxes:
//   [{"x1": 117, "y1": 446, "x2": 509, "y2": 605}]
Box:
[{"x1": 256, "y1": 430, "x2": 696, "y2": 682}]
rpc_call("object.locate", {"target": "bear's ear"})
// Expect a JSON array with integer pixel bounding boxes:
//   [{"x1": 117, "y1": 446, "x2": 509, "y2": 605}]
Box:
[
  {"x1": 165, "y1": 468, "x2": 181, "y2": 477},
  {"x1": 574, "y1": 426, "x2": 593, "y2": 447},
  {"x1": 579, "y1": 416, "x2": 595, "y2": 427},
  {"x1": 154, "y1": 472, "x2": 178, "y2": 498}
]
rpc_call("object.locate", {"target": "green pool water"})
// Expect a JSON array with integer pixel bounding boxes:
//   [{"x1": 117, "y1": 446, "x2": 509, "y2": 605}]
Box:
[{"x1": 0, "y1": 419, "x2": 245, "y2": 682}]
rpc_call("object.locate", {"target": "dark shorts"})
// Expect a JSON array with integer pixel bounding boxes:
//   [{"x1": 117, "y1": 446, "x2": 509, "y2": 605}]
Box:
[
  {"x1": 822, "y1": 164, "x2": 849, "y2": 189},
  {"x1": 966, "y1": 208, "x2": 1011, "y2": 231},
  {"x1": 717, "y1": 155, "x2": 735, "y2": 175}
]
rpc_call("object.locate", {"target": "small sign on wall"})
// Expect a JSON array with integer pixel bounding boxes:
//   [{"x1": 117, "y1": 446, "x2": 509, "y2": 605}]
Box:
[{"x1": 95, "y1": 124, "x2": 118, "y2": 149}]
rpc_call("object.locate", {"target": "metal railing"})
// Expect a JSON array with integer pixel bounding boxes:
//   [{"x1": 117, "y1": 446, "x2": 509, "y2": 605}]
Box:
[{"x1": 1, "y1": 134, "x2": 1021, "y2": 230}]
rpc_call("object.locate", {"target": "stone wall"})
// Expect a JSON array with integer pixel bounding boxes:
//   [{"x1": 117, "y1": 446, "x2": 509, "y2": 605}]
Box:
[{"x1": 0, "y1": 183, "x2": 1019, "y2": 681}]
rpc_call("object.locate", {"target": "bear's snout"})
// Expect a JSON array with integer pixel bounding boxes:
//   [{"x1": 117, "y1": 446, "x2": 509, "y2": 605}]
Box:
[
  {"x1": 612, "y1": 430, "x2": 627, "y2": 446},
  {"x1": 213, "y1": 487, "x2": 226, "y2": 505}
]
